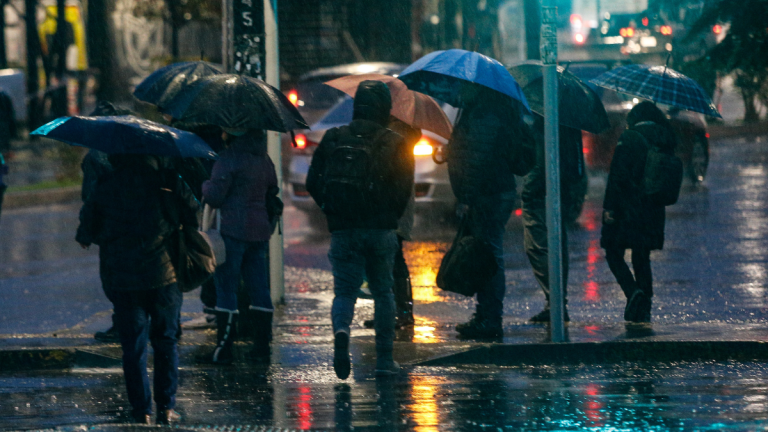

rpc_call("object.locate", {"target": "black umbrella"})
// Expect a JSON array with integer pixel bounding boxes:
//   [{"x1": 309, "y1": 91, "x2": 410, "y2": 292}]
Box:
[
  {"x1": 163, "y1": 74, "x2": 309, "y2": 132},
  {"x1": 133, "y1": 61, "x2": 223, "y2": 111},
  {"x1": 508, "y1": 61, "x2": 610, "y2": 134},
  {"x1": 30, "y1": 115, "x2": 218, "y2": 159}
]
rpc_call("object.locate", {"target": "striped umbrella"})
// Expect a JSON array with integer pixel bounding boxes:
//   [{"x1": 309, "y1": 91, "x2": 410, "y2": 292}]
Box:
[{"x1": 589, "y1": 64, "x2": 721, "y2": 118}]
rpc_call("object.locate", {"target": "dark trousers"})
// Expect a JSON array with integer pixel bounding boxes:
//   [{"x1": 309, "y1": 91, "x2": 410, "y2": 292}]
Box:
[
  {"x1": 604, "y1": 247, "x2": 652, "y2": 299},
  {"x1": 112, "y1": 283, "x2": 182, "y2": 416},
  {"x1": 0, "y1": 183, "x2": 6, "y2": 220}
]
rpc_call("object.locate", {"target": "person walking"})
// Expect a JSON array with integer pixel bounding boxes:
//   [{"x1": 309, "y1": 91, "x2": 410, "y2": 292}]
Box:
[
  {"x1": 306, "y1": 81, "x2": 414, "y2": 379},
  {"x1": 76, "y1": 154, "x2": 198, "y2": 425},
  {"x1": 523, "y1": 116, "x2": 585, "y2": 323},
  {"x1": 200, "y1": 128, "x2": 278, "y2": 365},
  {"x1": 451, "y1": 87, "x2": 535, "y2": 339},
  {"x1": 0, "y1": 89, "x2": 16, "y2": 222},
  {"x1": 364, "y1": 117, "x2": 420, "y2": 330},
  {"x1": 601, "y1": 101, "x2": 677, "y2": 323}
]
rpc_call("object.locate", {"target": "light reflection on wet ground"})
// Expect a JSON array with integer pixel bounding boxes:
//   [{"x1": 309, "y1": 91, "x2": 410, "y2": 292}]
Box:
[{"x1": 4, "y1": 361, "x2": 768, "y2": 430}]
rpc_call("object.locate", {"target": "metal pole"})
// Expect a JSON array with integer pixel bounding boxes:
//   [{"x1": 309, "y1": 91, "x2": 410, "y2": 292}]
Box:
[
  {"x1": 541, "y1": 5, "x2": 565, "y2": 342},
  {"x1": 264, "y1": 0, "x2": 284, "y2": 305}
]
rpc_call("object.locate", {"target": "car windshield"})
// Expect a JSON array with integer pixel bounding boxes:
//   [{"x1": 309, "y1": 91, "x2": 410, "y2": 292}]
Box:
[
  {"x1": 311, "y1": 97, "x2": 353, "y2": 131},
  {"x1": 295, "y1": 77, "x2": 347, "y2": 110}
]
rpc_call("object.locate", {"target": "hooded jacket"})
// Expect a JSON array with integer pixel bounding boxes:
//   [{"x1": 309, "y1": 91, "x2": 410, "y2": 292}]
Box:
[
  {"x1": 202, "y1": 131, "x2": 278, "y2": 242},
  {"x1": 601, "y1": 107, "x2": 677, "y2": 251},
  {"x1": 306, "y1": 81, "x2": 414, "y2": 232}
]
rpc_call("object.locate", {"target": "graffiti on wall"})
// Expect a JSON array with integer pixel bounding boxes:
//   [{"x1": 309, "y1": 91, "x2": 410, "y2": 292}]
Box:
[{"x1": 111, "y1": 0, "x2": 168, "y2": 79}]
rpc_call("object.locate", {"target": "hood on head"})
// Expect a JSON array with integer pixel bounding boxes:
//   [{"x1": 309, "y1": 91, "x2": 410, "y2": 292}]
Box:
[
  {"x1": 353, "y1": 80, "x2": 391, "y2": 126},
  {"x1": 627, "y1": 101, "x2": 669, "y2": 128}
]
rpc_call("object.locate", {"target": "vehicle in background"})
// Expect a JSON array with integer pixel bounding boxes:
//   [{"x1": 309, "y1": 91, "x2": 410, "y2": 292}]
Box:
[
  {"x1": 287, "y1": 96, "x2": 458, "y2": 225},
  {"x1": 569, "y1": 62, "x2": 710, "y2": 183},
  {"x1": 286, "y1": 62, "x2": 407, "y2": 126}
]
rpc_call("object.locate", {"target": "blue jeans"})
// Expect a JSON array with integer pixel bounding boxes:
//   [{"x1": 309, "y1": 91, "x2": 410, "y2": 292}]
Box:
[
  {"x1": 466, "y1": 191, "x2": 516, "y2": 321},
  {"x1": 112, "y1": 283, "x2": 182, "y2": 416},
  {"x1": 215, "y1": 235, "x2": 271, "y2": 312},
  {"x1": 329, "y1": 229, "x2": 398, "y2": 353}
]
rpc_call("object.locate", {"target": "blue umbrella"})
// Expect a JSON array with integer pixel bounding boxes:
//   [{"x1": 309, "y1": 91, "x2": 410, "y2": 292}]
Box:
[
  {"x1": 589, "y1": 64, "x2": 721, "y2": 118},
  {"x1": 133, "y1": 61, "x2": 222, "y2": 111},
  {"x1": 398, "y1": 49, "x2": 530, "y2": 112},
  {"x1": 31, "y1": 115, "x2": 218, "y2": 159}
]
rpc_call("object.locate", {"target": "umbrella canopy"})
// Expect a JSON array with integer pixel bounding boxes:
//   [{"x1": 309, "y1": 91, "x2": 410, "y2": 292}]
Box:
[
  {"x1": 162, "y1": 74, "x2": 309, "y2": 132},
  {"x1": 398, "y1": 49, "x2": 530, "y2": 112},
  {"x1": 589, "y1": 64, "x2": 721, "y2": 118},
  {"x1": 323, "y1": 73, "x2": 453, "y2": 139},
  {"x1": 31, "y1": 115, "x2": 218, "y2": 159},
  {"x1": 508, "y1": 61, "x2": 610, "y2": 134},
  {"x1": 133, "y1": 61, "x2": 223, "y2": 110}
]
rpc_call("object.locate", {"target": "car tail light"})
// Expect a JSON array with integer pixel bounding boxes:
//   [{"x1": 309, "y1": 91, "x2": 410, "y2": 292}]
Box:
[
  {"x1": 641, "y1": 17, "x2": 649, "y2": 27},
  {"x1": 570, "y1": 14, "x2": 582, "y2": 29},
  {"x1": 288, "y1": 90, "x2": 299, "y2": 106},
  {"x1": 295, "y1": 133, "x2": 307, "y2": 149},
  {"x1": 619, "y1": 27, "x2": 635, "y2": 38},
  {"x1": 514, "y1": 208, "x2": 523, "y2": 217},
  {"x1": 713, "y1": 24, "x2": 722, "y2": 34},
  {"x1": 660, "y1": 25, "x2": 672, "y2": 35},
  {"x1": 413, "y1": 137, "x2": 434, "y2": 156},
  {"x1": 705, "y1": 133, "x2": 710, "y2": 138},
  {"x1": 574, "y1": 33, "x2": 585, "y2": 44}
]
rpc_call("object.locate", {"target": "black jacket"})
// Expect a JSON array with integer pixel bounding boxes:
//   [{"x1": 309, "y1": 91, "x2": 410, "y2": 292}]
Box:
[
  {"x1": 76, "y1": 156, "x2": 199, "y2": 292},
  {"x1": 448, "y1": 98, "x2": 534, "y2": 204},
  {"x1": 601, "y1": 121, "x2": 675, "y2": 251},
  {"x1": 306, "y1": 119, "x2": 414, "y2": 232}
]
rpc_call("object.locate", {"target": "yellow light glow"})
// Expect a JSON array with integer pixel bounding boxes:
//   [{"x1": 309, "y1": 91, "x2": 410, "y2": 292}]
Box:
[
  {"x1": 409, "y1": 375, "x2": 445, "y2": 432},
  {"x1": 413, "y1": 140, "x2": 433, "y2": 156}
]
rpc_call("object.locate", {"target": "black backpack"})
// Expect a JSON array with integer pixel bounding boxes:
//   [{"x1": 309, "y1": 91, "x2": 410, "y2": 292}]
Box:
[
  {"x1": 626, "y1": 129, "x2": 683, "y2": 206},
  {"x1": 320, "y1": 126, "x2": 388, "y2": 219}
]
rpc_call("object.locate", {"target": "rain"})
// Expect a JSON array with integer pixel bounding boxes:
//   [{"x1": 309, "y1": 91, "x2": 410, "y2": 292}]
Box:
[{"x1": 1, "y1": 0, "x2": 768, "y2": 430}]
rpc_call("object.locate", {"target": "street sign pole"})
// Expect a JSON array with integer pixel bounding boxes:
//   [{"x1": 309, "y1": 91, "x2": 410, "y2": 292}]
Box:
[
  {"x1": 222, "y1": 0, "x2": 285, "y2": 305},
  {"x1": 541, "y1": 5, "x2": 565, "y2": 342}
]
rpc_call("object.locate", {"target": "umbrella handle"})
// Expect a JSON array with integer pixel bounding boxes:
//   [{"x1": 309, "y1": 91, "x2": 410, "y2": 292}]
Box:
[{"x1": 432, "y1": 144, "x2": 448, "y2": 165}]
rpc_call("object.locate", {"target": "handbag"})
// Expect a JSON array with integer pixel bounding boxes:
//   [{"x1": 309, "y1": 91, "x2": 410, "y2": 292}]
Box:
[
  {"x1": 201, "y1": 204, "x2": 227, "y2": 265},
  {"x1": 159, "y1": 171, "x2": 216, "y2": 292},
  {"x1": 436, "y1": 214, "x2": 498, "y2": 296}
]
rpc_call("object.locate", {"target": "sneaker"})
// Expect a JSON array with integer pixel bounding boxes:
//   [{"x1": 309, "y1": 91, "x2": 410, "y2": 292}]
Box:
[
  {"x1": 94, "y1": 326, "x2": 120, "y2": 343},
  {"x1": 624, "y1": 290, "x2": 647, "y2": 322},
  {"x1": 375, "y1": 360, "x2": 400, "y2": 376},
  {"x1": 333, "y1": 331, "x2": 351, "y2": 380},
  {"x1": 455, "y1": 312, "x2": 482, "y2": 334},
  {"x1": 636, "y1": 296, "x2": 652, "y2": 323},
  {"x1": 529, "y1": 308, "x2": 570, "y2": 323},
  {"x1": 364, "y1": 313, "x2": 415, "y2": 330},
  {"x1": 456, "y1": 315, "x2": 503, "y2": 339}
]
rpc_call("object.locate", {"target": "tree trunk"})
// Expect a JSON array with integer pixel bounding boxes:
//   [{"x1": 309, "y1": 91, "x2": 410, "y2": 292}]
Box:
[
  {"x1": 523, "y1": 0, "x2": 541, "y2": 60},
  {"x1": 86, "y1": 0, "x2": 115, "y2": 102},
  {"x1": 24, "y1": 0, "x2": 39, "y2": 130},
  {"x1": 0, "y1": 0, "x2": 7, "y2": 69}
]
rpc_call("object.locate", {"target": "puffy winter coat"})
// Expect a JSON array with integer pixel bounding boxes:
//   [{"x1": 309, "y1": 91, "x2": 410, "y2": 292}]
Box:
[
  {"x1": 448, "y1": 96, "x2": 534, "y2": 204},
  {"x1": 76, "y1": 155, "x2": 199, "y2": 292},
  {"x1": 601, "y1": 121, "x2": 675, "y2": 251},
  {"x1": 202, "y1": 132, "x2": 278, "y2": 243}
]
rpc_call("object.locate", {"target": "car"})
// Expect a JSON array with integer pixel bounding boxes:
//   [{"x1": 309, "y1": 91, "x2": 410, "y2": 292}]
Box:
[
  {"x1": 568, "y1": 62, "x2": 709, "y2": 183},
  {"x1": 286, "y1": 62, "x2": 408, "y2": 126},
  {"x1": 286, "y1": 96, "x2": 458, "y2": 225}
]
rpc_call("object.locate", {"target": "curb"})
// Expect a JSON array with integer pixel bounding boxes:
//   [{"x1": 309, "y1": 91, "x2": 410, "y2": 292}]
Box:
[
  {"x1": 708, "y1": 121, "x2": 768, "y2": 139},
  {"x1": 3, "y1": 186, "x2": 81, "y2": 209},
  {"x1": 0, "y1": 347, "x2": 121, "y2": 371},
  {"x1": 417, "y1": 340, "x2": 768, "y2": 367}
]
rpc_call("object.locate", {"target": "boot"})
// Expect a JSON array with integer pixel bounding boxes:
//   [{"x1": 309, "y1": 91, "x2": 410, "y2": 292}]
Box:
[
  {"x1": 156, "y1": 409, "x2": 181, "y2": 425},
  {"x1": 246, "y1": 307, "x2": 273, "y2": 363},
  {"x1": 333, "y1": 331, "x2": 351, "y2": 380},
  {"x1": 393, "y1": 276, "x2": 414, "y2": 328},
  {"x1": 456, "y1": 313, "x2": 503, "y2": 339},
  {"x1": 375, "y1": 350, "x2": 400, "y2": 376},
  {"x1": 624, "y1": 290, "x2": 647, "y2": 323},
  {"x1": 199, "y1": 310, "x2": 238, "y2": 365}
]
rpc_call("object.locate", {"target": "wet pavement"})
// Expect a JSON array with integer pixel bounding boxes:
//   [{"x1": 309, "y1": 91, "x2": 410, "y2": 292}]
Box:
[{"x1": 1, "y1": 133, "x2": 768, "y2": 430}]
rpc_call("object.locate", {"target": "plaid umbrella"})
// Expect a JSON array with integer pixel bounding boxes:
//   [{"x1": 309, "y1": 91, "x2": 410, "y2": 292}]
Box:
[{"x1": 589, "y1": 64, "x2": 721, "y2": 118}]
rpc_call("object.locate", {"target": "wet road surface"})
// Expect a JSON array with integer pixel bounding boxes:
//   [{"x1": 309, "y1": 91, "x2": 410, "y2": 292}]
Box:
[{"x1": 1, "y1": 134, "x2": 768, "y2": 430}]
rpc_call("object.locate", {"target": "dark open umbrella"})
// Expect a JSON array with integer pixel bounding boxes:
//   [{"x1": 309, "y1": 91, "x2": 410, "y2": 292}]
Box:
[
  {"x1": 31, "y1": 115, "x2": 218, "y2": 159},
  {"x1": 589, "y1": 64, "x2": 721, "y2": 118},
  {"x1": 133, "y1": 61, "x2": 223, "y2": 111},
  {"x1": 508, "y1": 61, "x2": 610, "y2": 134},
  {"x1": 162, "y1": 74, "x2": 309, "y2": 132}
]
